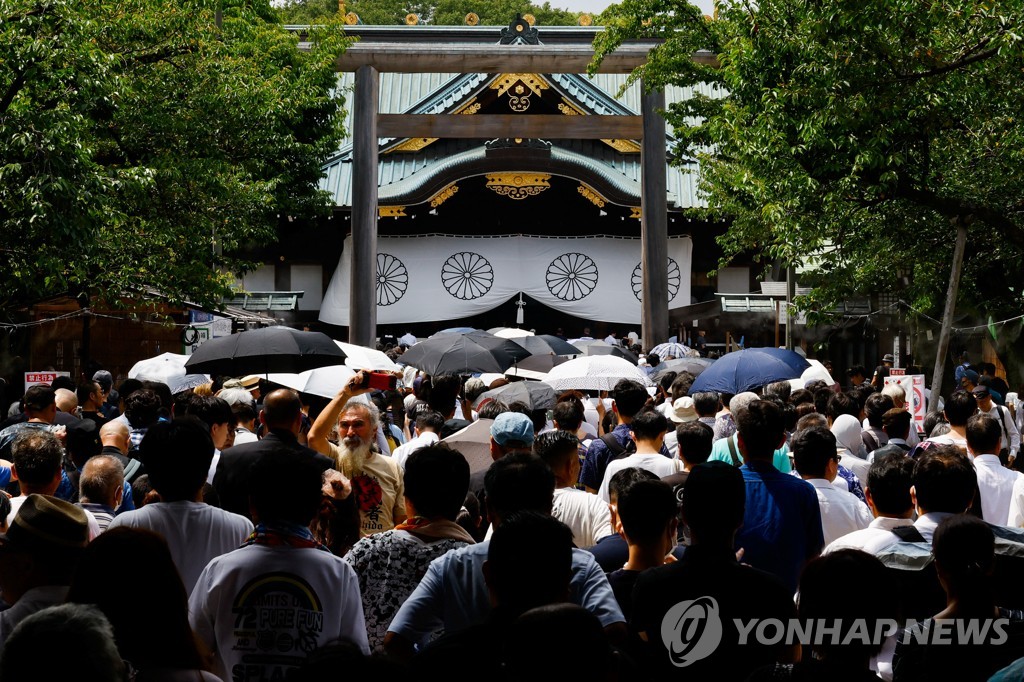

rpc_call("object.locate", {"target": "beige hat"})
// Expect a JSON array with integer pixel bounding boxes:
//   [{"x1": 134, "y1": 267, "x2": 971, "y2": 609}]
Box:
[
  {"x1": 0, "y1": 494, "x2": 89, "y2": 554},
  {"x1": 669, "y1": 397, "x2": 698, "y2": 424},
  {"x1": 240, "y1": 375, "x2": 261, "y2": 390}
]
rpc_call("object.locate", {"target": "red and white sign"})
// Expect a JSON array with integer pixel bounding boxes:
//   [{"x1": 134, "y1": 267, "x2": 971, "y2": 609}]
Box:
[
  {"x1": 24, "y1": 371, "x2": 71, "y2": 389},
  {"x1": 885, "y1": 374, "x2": 927, "y2": 435}
]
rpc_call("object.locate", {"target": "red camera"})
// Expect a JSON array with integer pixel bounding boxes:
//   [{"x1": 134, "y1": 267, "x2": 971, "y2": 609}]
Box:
[{"x1": 361, "y1": 371, "x2": 397, "y2": 391}]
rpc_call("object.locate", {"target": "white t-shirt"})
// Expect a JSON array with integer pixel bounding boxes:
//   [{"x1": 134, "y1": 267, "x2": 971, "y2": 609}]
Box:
[
  {"x1": 598, "y1": 453, "x2": 680, "y2": 502},
  {"x1": 189, "y1": 544, "x2": 368, "y2": 680},
  {"x1": 805, "y1": 478, "x2": 873, "y2": 546},
  {"x1": 108, "y1": 500, "x2": 253, "y2": 594},
  {"x1": 552, "y1": 487, "x2": 614, "y2": 548},
  {"x1": 391, "y1": 431, "x2": 440, "y2": 470}
]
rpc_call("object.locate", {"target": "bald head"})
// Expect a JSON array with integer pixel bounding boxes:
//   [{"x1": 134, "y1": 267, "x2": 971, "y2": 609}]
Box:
[
  {"x1": 55, "y1": 388, "x2": 78, "y2": 415},
  {"x1": 80, "y1": 454, "x2": 124, "y2": 509},
  {"x1": 99, "y1": 421, "x2": 130, "y2": 454},
  {"x1": 262, "y1": 389, "x2": 303, "y2": 433}
]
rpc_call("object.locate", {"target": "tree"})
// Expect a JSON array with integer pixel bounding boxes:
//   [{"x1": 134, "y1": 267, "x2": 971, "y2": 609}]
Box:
[
  {"x1": 276, "y1": 0, "x2": 579, "y2": 25},
  {"x1": 594, "y1": 0, "x2": 1024, "y2": 392},
  {"x1": 0, "y1": 0, "x2": 349, "y2": 312}
]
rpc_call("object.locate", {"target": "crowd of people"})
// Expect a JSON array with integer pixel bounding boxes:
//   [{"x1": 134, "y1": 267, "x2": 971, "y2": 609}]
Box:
[{"x1": 0, "y1": 342, "x2": 1023, "y2": 681}]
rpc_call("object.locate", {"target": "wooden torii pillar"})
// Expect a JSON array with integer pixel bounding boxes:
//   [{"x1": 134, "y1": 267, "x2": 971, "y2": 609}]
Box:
[{"x1": 341, "y1": 41, "x2": 703, "y2": 346}]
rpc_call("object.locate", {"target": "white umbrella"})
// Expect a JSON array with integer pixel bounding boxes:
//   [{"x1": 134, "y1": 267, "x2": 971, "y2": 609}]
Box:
[
  {"x1": 801, "y1": 359, "x2": 837, "y2": 387},
  {"x1": 335, "y1": 341, "x2": 400, "y2": 372},
  {"x1": 265, "y1": 365, "x2": 356, "y2": 400},
  {"x1": 129, "y1": 352, "x2": 210, "y2": 395},
  {"x1": 649, "y1": 342, "x2": 697, "y2": 361},
  {"x1": 543, "y1": 355, "x2": 652, "y2": 392},
  {"x1": 491, "y1": 327, "x2": 534, "y2": 339},
  {"x1": 440, "y1": 418, "x2": 496, "y2": 474}
]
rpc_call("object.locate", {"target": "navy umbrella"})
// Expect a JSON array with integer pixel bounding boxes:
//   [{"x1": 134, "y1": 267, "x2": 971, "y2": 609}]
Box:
[
  {"x1": 689, "y1": 348, "x2": 810, "y2": 395},
  {"x1": 183, "y1": 326, "x2": 347, "y2": 376}
]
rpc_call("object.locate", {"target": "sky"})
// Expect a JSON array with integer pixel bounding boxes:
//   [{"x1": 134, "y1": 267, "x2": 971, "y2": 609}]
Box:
[{"x1": 552, "y1": 0, "x2": 715, "y2": 15}]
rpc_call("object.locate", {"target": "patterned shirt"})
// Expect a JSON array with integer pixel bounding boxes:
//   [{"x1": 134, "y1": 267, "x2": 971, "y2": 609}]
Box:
[{"x1": 343, "y1": 529, "x2": 469, "y2": 652}]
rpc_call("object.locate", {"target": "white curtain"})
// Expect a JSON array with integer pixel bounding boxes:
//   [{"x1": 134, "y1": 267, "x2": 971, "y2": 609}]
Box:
[{"x1": 319, "y1": 234, "x2": 692, "y2": 326}]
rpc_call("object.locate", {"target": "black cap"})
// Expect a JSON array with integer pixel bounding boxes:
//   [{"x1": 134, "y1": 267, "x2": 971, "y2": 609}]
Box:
[{"x1": 23, "y1": 386, "x2": 56, "y2": 412}]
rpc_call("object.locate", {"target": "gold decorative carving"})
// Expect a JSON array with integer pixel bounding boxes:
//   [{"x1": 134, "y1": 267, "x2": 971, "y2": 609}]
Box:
[
  {"x1": 579, "y1": 13, "x2": 593, "y2": 26},
  {"x1": 558, "y1": 99, "x2": 584, "y2": 116},
  {"x1": 454, "y1": 99, "x2": 481, "y2": 115},
  {"x1": 429, "y1": 184, "x2": 459, "y2": 208},
  {"x1": 577, "y1": 183, "x2": 606, "y2": 208},
  {"x1": 629, "y1": 207, "x2": 642, "y2": 219},
  {"x1": 388, "y1": 137, "x2": 435, "y2": 153},
  {"x1": 378, "y1": 206, "x2": 406, "y2": 217},
  {"x1": 486, "y1": 173, "x2": 551, "y2": 200},
  {"x1": 523, "y1": 13, "x2": 536, "y2": 25},
  {"x1": 386, "y1": 99, "x2": 480, "y2": 155},
  {"x1": 602, "y1": 138, "x2": 642, "y2": 153},
  {"x1": 490, "y1": 74, "x2": 548, "y2": 113},
  {"x1": 465, "y1": 12, "x2": 479, "y2": 25}
]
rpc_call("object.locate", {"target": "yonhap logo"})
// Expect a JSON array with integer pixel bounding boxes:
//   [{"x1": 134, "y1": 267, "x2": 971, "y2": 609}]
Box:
[{"x1": 661, "y1": 596, "x2": 723, "y2": 667}]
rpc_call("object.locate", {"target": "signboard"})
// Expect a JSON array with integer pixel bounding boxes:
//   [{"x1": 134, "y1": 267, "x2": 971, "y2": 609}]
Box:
[
  {"x1": 889, "y1": 368, "x2": 906, "y2": 376},
  {"x1": 183, "y1": 326, "x2": 211, "y2": 356},
  {"x1": 24, "y1": 371, "x2": 71, "y2": 389},
  {"x1": 885, "y1": 374, "x2": 927, "y2": 435}
]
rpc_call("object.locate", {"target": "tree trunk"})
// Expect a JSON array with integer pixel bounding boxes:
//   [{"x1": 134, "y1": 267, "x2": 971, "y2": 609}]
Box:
[{"x1": 929, "y1": 217, "x2": 968, "y2": 411}]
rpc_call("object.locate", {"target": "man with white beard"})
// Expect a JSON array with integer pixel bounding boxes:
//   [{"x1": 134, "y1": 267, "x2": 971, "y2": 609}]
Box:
[{"x1": 308, "y1": 373, "x2": 406, "y2": 536}]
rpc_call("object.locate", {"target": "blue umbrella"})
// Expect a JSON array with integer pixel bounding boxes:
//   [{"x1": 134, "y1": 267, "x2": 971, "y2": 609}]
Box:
[{"x1": 689, "y1": 348, "x2": 810, "y2": 395}]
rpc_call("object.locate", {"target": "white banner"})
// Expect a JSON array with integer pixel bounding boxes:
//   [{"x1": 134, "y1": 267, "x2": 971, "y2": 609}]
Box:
[
  {"x1": 320, "y1": 235, "x2": 692, "y2": 326},
  {"x1": 885, "y1": 374, "x2": 927, "y2": 435}
]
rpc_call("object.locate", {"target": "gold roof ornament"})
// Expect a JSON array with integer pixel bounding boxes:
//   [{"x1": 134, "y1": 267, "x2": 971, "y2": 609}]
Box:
[
  {"x1": 379, "y1": 206, "x2": 407, "y2": 217},
  {"x1": 465, "y1": 12, "x2": 479, "y2": 25},
  {"x1": 344, "y1": 11, "x2": 359, "y2": 25},
  {"x1": 579, "y1": 13, "x2": 592, "y2": 26},
  {"x1": 490, "y1": 74, "x2": 548, "y2": 113},
  {"x1": 577, "y1": 183, "x2": 606, "y2": 208},
  {"x1": 429, "y1": 184, "x2": 459, "y2": 208},
  {"x1": 405, "y1": 13, "x2": 418, "y2": 25},
  {"x1": 485, "y1": 173, "x2": 551, "y2": 200},
  {"x1": 523, "y1": 14, "x2": 536, "y2": 25}
]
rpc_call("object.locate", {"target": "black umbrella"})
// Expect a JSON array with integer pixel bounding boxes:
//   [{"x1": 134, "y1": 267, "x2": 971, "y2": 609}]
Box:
[
  {"x1": 474, "y1": 381, "x2": 557, "y2": 411},
  {"x1": 400, "y1": 332, "x2": 527, "y2": 375},
  {"x1": 512, "y1": 334, "x2": 581, "y2": 356},
  {"x1": 183, "y1": 326, "x2": 347, "y2": 376},
  {"x1": 505, "y1": 354, "x2": 569, "y2": 380},
  {"x1": 650, "y1": 358, "x2": 715, "y2": 382},
  {"x1": 585, "y1": 343, "x2": 640, "y2": 365}
]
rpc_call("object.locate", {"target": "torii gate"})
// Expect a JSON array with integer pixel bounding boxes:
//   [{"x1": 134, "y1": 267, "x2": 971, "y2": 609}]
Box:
[{"x1": 334, "y1": 19, "x2": 695, "y2": 346}]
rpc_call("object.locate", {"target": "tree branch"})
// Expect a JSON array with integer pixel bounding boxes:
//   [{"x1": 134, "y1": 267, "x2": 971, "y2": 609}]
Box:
[
  {"x1": 895, "y1": 40, "x2": 999, "y2": 82},
  {"x1": 894, "y1": 183, "x2": 1023, "y2": 245},
  {"x1": 0, "y1": 68, "x2": 28, "y2": 118}
]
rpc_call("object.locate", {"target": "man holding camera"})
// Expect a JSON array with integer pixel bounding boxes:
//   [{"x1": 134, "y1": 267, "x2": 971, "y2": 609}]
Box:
[{"x1": 308, "y1": 372, "x2": 406, "y2": 536}]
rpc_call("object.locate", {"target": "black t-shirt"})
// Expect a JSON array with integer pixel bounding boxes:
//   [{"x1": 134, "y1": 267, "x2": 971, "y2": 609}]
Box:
[
  {"x1": 631, "y1": 545, "x2": 796, "y2": 681},
  {"x1": 607, "y1": 568, "x2": 643, "y2": 621}
]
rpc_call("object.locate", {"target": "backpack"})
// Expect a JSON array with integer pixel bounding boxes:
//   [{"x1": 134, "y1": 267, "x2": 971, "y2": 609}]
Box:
[{"x1": 600, "y1": 432, "x2": 636, "y2": 461}]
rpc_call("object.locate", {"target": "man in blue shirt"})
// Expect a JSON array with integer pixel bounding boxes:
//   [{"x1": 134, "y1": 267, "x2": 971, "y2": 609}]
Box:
[{"x1": 735, "y1": 400, "x2": 823, "y2": 594}]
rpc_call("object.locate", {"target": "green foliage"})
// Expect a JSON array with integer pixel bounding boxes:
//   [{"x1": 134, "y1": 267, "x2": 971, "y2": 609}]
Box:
[
  {"x1": 0, "y1": 0, "x2": 349, "y2": 311},
  {"x1": 594, "y1": 0, "x2": 1024, "y2": 320},
  {"x1": 276, "y1": 0, "x2": 579, "y2": 25}
]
